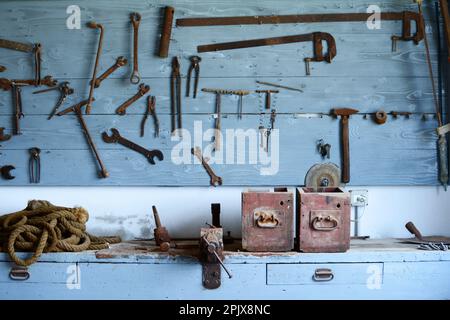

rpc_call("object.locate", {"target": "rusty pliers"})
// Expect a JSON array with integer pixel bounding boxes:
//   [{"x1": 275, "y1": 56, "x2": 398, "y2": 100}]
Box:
[
  {"x1": 171, "y1": 57, "x2": 182, "y2": 135},
  {"x1": 186, "y1": 55, "x2": 201, "y2": 98},
  {"x1": 29, "y1": 147, "x2": 41, "y2": 184},
  {"x1": 141, "y1": 95, "x2": 159, "y2": 138},
  {"x1": 33, "y1": 81, "x2": 74, "y2": 120}
]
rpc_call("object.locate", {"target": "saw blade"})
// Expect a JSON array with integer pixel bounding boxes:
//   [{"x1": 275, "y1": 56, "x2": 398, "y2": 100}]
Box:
[
  {"x1": 305, "y1": 163, "x2": 341, "y2": 188},
  {"x1": 0, "y1": 39, "x2": 34, "y2": 53}
]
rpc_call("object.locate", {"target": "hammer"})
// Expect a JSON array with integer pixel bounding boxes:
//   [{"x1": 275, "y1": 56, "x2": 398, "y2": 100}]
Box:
[{"x1": 332, "y1": 108, "x2": 359, "y2": 183}]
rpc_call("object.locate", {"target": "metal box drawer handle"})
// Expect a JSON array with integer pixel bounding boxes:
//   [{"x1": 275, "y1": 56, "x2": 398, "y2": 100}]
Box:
[
  {"x1": 9, "y1": 267, "x2": 30, "y2": 281},
  {"x1": 313, "y1": 268, "x2": 334, "y2": 282},
  {"x1": 255, "y1": 213, "x2": 279, "y2": 228},
  {"x1": 311, "y1": 215, "x2": 338, "y2": 231}
]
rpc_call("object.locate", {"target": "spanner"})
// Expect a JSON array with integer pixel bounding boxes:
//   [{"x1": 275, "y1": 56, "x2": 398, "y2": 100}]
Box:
[
  {"x1": 33, "y1": 81, "x2": 74, "y2": 120},
  {"x1": 116, "y1": 83, "x2": 150, "y2": 115},
  {"x1": 191, "y1": 147, "x2": 223, "y2": 187},
  {"x1": 0, "y1": 76, "x2": 57, "y2": 91},
  {"x1": 130, "y1": 12, "x2": 141, "y2": 84},
  {"x1": 102, "y1": 128, "x2": 164, "y2": 165},
  {"x1": 92, "y1": 56, "x2": 128, "y2": 88},
  {"x1": 0, "y1": 65, "x2": 5, "y2": 72},
  {"x1": 86, "y1": 21, "x2": 104, "y2": 114}
]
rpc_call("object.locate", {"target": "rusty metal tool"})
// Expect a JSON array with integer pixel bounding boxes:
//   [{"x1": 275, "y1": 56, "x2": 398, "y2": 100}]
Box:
[
  {"x1": 0, "y1": 65, "x2": 5, "y2": 72},
  {"x1": 92, "y1": 56, "x2": 128, "y2": 88},
  {"x1": 57, "y1": 99, "x2": 109, "y2": 178},
  {"x1": 0, "y1": 39, "x2": 42, "y2": 84},
  {"x1": 332, "y1": 108, "x2": 358, "y2": 183},
  {"x1": 86, "y1": 22, "x2": 104, "y2": 115},
  {"x1": 130, "y1": 12, "x2": 141, "y2": 84},
  {"x1": 0, "y1": 76, "x2": 57, "y2": 91},
  {"x1": 141, "y1": 96, "x2": 159, "y2": 138},
  {"x1": 11, "y1": 83, "x2": 24, "y2": 136},
  {"x1": 1, "y1": 165, "x2": 15, "y2": 180},
  {"x1": 102, "y1": 128, "x2": 164, "y2": 165},
  {"x1": 186, "y1": 56, "x2": 201, "y2": 98},
  {"x1": 116, "y1": 83, "x2": 150, "y2": 115},
  {"x1": 317, "y1": 139, "x2": 331, "y2": 159},
  {"x1": 403, "y1": 221, "x2": 450, "y2": 245},
  {"x1": 257, "y1": 80, "x2": 303, "y2": 93},
  {"x1": 266, "y1": 109, "x2": 276, "y2": 152},
  {"x1": 159, "y1": 6, "x2": 175, "y2": 58},
  {"x1": 29, "y1": 147, "x2": 41, "y2": 184},
  {"x1": 191, "y1": 147, "x2": 223, "y2": 187},
  {"x1": 0, "y1": 128, "x2": 11, "y2": 142},
  {"x1": 178, "y1": 11, "x2": 424, "y2": 48},
  {"x1": 171, "y1": 57, "x2": 182, "y2": 135},
  {"x1": 440, "y1": 0, "x2": 450, "y2": 61},
  {"x1": 202, "y1": 88, "x2": 251, "y2": 120},
  {"x1": 33, "y1": 82, "x2": 74, "y2": 120},
  {"x1": 152, "y1": 205, "x2": 171, "y2": 251},
  {"x1": 374, "y1": 110, "x2": 388, "y2": 125},
  {"x1": 390, "y1": 111, "x2": 412, "y2": 119},
  {"x1": 198, "y1": 32, "x2": 336, "y2": 76},
  {"x1": 256, "y1": 90, "x2": 278, "y2": 110}
]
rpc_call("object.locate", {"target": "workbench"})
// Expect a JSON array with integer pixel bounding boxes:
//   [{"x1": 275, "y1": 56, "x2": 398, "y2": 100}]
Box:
[{"x1": 1, "y1": 239, "x2": 449, "y2": 299}]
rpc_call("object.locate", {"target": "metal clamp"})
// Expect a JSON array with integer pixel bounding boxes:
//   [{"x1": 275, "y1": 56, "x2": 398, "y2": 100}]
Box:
[
  {"x1": 313, "y1": 268, "x2": 334, "y2": 282},
  {"x1": 311, "y1": 215, "x2": 338, "y2": 231}
]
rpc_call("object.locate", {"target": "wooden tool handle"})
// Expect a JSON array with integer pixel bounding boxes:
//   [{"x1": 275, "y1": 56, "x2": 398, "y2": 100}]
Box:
[
  {"x1": 159, "y1": 6, "x2": 175, "y2": 58},
  {"x1": 341, "y1": 116, "x2": 350, "y2": 183},
  {"x1": 405, "y1": 221, "x2": 423, "y2": 240}
]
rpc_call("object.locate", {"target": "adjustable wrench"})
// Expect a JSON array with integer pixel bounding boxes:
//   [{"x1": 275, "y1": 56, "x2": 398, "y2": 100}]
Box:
[
  {"x1": 33, "y1": 81, "x2": 74, "y2": 120},
  {"x1": 0, "y1": 75, "x2": 57, "y2": 91},
  {"x1": 116, "y1": 83, "x2": 150, "y2": 115},
  {"x1": 86, "y1": 22, "x2": 104, "y2": 114},
  {"x1": 130, "y1": 12, "x2": 141, "y2": 84},
  {"x1": 92, "y1": 56, "x2": 128, "y2": 88},
  {"x1": 191, "y1": 147, "x2": 223, "y2": 187},
  {"x1": 102, "y1": 128, "x2": 164, "y2": 165}
]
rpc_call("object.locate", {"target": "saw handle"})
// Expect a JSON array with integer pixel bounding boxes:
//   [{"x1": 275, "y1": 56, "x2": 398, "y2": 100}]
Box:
[
  {"x1": 312, "y1": 32, "x2": 337, "y2": 63},
  {"x1": 405, "y1": 221, "x2": 423, "y2": 240}
]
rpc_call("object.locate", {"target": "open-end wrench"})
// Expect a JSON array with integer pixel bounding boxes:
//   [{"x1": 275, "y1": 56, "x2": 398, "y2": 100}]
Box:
[
  {"x1": 0, "y1": 127, "x2": 11, "y2": 141},
  {"x1": 102, "y1": 128, "x2": 164, "y2": 165},
  {"x1": 0, "y1": 76, "x2": 57, "y2": 91},
  {"x1": 191, "y1": 147, "x2": 223, "y2": 187},
  {"x1": 0, "y1": 65, "x2": 5, "y2": 72},
  {"x1": 92, "y1": 56, "x2": 128, "y2": 88},
  {"x1": 86, "y1": 22, "x2": 104, "y2": 114},
  {"x1": 57, "y1": 98, "x2": 109, "y2": 179},
  {"x1": 33, "y1": 81, "x2": 74, "y2": 120},
  {"x1": 116, "y1": 83, "x2": 150, "y2": 115},
  {"x1": 130, "y1": 12, "x2": 141, "y2": 84},
  {"x1": 1, "y1": 165, "x2": 15, "y2": 180}
]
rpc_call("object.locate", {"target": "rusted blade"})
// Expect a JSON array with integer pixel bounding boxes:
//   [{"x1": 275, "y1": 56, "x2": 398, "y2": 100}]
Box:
[
  {"x1": 0, "y1": 38, "x2": 34, "y2": 52},
  {"x1": 400, "y1": 236, "x2": 450, "y2": 245}
]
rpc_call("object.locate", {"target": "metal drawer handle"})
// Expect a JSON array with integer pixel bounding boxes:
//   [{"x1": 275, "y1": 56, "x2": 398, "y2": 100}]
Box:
[
  {"x1": 313, "y1": 268, "x2": 334, "y2": 282},
  {"x1": 9, "y1": 267, "x2": 30, "y2": 281},
  {"x1": 255, "y1": 213, "x2": 279, "y2": 228},
  {"x1": 311, "y1": 215, "x2": 338, "y2": 231}
]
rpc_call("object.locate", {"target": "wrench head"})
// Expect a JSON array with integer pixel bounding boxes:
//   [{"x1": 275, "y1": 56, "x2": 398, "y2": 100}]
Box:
[
  {"x1": 147, "y1": 150, "x2": 164, "y2": 165},
  {"x1": 116, "y1": 56, "x2": 128, "y2": 67},
  {"x1": 130, "y1": 12, "x2": 142, "y2": 22},
  {"x1": 211, "y1": 176, "x2": 223, "y2": 187},
  {"x1": 1, "y1": 165, "x2": 15, "y2": 180},
  {"x1": 102, "y1": 128, "x2": 121, "y2": 143}
]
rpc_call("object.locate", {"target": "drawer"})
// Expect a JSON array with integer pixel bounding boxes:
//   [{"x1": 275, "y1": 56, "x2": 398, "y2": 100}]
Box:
[
  {"x1": 0, "y1": 262, "x2": 79, "y2": 284},
  {"x1": 267, "y1": 263, "x2": 384, "y2": 285}
]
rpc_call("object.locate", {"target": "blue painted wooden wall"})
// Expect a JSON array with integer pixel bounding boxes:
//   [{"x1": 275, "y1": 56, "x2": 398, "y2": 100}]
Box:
[{"x1": 0, "y1": 0, "x2": 446, "y2": 186}]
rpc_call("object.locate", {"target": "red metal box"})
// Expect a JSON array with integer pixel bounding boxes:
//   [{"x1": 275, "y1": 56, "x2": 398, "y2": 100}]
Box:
[
  {"x1": 296, "y1": 187, "x2": 350, "y2": 253},
  {"x1": 242, "y1": 189, "x2": 294, "y2": 252}
]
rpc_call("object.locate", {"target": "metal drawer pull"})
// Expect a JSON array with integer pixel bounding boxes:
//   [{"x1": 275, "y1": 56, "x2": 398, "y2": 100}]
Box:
[
  {"x1": 255, "y1": 212, "x2": 279, "y2": 228},
  {"x1": 9, "y1": 267, "x2": 30, "y2": 281},
  {"x1": 311, "y1": 215, "x2": 338, "y2": 231},
  {"x1": 313, "y1": 268, "x2": 334, "y2": 282}
]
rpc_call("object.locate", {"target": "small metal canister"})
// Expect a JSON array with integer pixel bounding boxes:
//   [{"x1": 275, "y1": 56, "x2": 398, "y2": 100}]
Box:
[
  {"x1": 242, "y1": 189, "x2": 294, "y2": 252},
  {"x1": 296, "y1": 187, "x2": 350, "y2": 253}
]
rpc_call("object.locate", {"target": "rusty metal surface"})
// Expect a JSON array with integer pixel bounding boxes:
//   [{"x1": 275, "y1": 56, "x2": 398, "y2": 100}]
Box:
[
  {"x1": 296, "y1": 187, "x2": 350, "y2": 253},
  {"x1": 159, "y1": 6, "x2": 175, "y2": 58},
  {"x1": 242, "y1": 190, "x2": 294, "y2": 252}
]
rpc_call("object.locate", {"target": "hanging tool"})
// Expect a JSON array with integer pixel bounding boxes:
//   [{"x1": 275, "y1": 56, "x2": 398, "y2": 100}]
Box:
[
  {"x1": 403, "y1": 221, "x2": 450, "y2": 245},
  {"x1": 0, "y1": 65, "x2": 5, "y2": 72},
  {"x1": 0, "y1": 39, "x2": 42, "y2": 84},
  {"x1": 191, "y1": 147, "x2": 223, "y2": 186},
  {"x1": 171, "y1": 57, "x2": 182, "y2": 135},
  {"x1": 115, "y1": 83, "x2": 150, "y2": 115},
  {"x1": 0, "y1": 127, "x2": 11, "y2": 142},
  {"x1": 198, "y1": 32, "x2": 336, "y2": 76},
  {"x1": 102, "y1": 128, "x2": 164, "y2": 165},
  {"x1": 141, "y1": 96, "x2": 159, "y2": 138},
  {"x1": 29, "y1": 147, "x2": 41, "y2": 184},
  {"x1": 202, "y1": 88, "x2": 251, "y2": 119},
  {"x1": 374, "y1": 110, "x2": 388, "y2": 125},
  {"x1": 33, "y1": 82, "x2": 74, "y2": 120},
  {"x1": 178, "y1": 11, "x2": 423, "y2": 49},
  {"x1": 317, "y1": 139, "x2": 331, "y2": 159},
  {"x1": 11, "y1": 83, "x2": 24, "y2": 136},
  {"x1": 0, "y1": 76, "x2": 57, "y2": 91},
  {"x1": 57, "y1": 99, "x2": 109, "y2": 178},
  {"x1": 92, "y1": 56, "x2": 128, "y2": 88},
  {"x1": 130, "y1": 12, "x2": 141, "y2": 84},
  {"x1": 266, "y1": 109, "x2": 276, "y2": 152},
  {"x1": 390, "y1": 111, "x2": 412, "y2": 119},
  {"x1": 256, "y1": 80, "x2": 303, "y2": 93},
  {"x1": 305, "y1": 163, "x2": 341, "y2": 188},
  {"x1": 152, "y1": 205, "x2": 171, "y2": 252},
  {"x1": 186, "y1": 55, "x2": 201, "y2": 98},
  {"x1": 159, "y1": 6, "x2": 175, "y2": 58},
  {"x1": 332, "y1": 108, "x2": 359, "y2": 183},
  {"x1": 86, "y1": 22, "x2": 104, "y2": 115},
  {"x1": 1, "y1": 165, "x2": 15, "y2": 180},
  {"x1": 256, "y1": 90, "x2": 279, "y2": 110},
  {"x1": 418, "y1": 0, "x2": 449, "y2": 190}
]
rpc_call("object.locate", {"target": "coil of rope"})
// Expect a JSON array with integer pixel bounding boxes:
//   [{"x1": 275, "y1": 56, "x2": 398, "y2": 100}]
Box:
[{"x1": 0, "y1": 200, "x2": 121, "y2": 267}]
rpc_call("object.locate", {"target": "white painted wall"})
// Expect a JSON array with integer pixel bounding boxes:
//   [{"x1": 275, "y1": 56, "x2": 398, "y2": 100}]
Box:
[{"x1": 0, "y1": 186, "x2": 449, "y2": 240}]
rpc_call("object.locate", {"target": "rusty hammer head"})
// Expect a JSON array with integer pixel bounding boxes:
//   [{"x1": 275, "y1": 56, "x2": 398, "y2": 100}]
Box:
[{"x1": 332, "y1": 108, "x2": 359, "y2": 118}]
